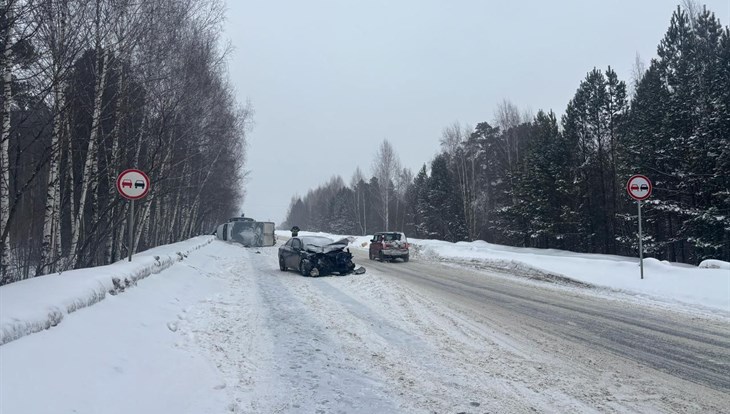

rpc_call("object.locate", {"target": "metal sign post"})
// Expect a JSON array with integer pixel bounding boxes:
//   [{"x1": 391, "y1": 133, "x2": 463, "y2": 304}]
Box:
[
  {"x1": 637, "y1": 200, "x2": 643, "y2": 279},
  {"x1": 116, "y1": 169, "x2": 151, "y2": 261},
  {"x1": 627, "y1": 175, "x2": 652, "y2": 280},
  {"x1": 129, "y1": 199, "x2": 134, "y2": 262}
]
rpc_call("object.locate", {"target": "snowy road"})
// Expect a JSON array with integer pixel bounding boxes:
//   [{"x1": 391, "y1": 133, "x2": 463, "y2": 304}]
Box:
[
  {"x1": 191, "y1": 242, "x2": 730, "y2": 413},
  {"x1": 1, "y1": 240, "x2": 728, "y2": 413},
  {"x1": 359, "y1": 251, "x2": 730, "y2": 393}
]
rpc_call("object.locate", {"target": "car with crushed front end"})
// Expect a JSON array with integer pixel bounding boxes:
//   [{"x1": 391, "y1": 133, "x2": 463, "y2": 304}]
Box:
[
  {"x1": 278, "y1": 235, "x2": 365, "y2": 277},
  {"x1": 369, "y1": 231, "x2": 409, "y2": 262}
]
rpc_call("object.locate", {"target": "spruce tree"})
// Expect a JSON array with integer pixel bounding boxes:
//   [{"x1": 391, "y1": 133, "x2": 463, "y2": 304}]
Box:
[
  {"x1": 562, "y1": 67, "x2": 628, "y2": 254},
  {"x1": 507, "y1": 111, "x2": 571, "y2": 248},
  {"x1": 425, "y1": 154, "x2": 466, "y2": 241},
  {"x1": 408, "y1": 165, "x2": 429, "y2": 238}
]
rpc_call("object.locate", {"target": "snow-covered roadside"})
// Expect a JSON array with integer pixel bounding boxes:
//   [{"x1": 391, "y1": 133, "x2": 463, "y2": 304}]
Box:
[
  {"x1": 186, "y1": 244, "x2": 400, "y2": 413},
  {"x1": 2, "y1": 238, "x2": 727, "y2": 413},
  {"x1": 277, "y1": 231, "x2": 730, "y2": 313},
  {"x1": 233, "y1": 245, "x2": 729, "y2": 413},
  {"x1": 0, "y1": 240, "x2": 244, "y2": 414},
  {"x1": 186, "y1": 244, "x2": 595, "y2": 412},
  {"x1": 0, "y1": 236, "x2": 214, "y2": 345}
]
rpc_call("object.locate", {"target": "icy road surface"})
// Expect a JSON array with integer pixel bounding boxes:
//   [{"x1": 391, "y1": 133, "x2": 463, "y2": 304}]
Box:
[{"x1": 1, "y1": 240, "x2": 728, "y2": 413}]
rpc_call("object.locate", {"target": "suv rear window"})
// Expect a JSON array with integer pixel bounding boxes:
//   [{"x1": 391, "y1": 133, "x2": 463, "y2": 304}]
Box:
[
  {"x1": 381, "y1": 233, "x2": 401, "y2": 241},
  {"x1": 375, "y1": 233, "x2": 403, "y2": 242}
]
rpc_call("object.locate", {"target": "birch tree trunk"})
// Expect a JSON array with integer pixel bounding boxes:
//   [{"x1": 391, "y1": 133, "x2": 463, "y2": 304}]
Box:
[
  {"x1": 151, "y1": 197, "x2": 162, "y2": 246},
  {"x1": 180, "y1": 191, "x2": 196, "y2": 239},
  {"x1": 442, "y1": 123, "x2": 476, "y2": 240},
  {"x1": 0, "y1": 0, "x2": 13, "y2": 279},
  {"x1": 354, "y1": 190, "x2": 362, "y2": 235},
  {"x1": 468, "y1": 155, "x2": 477, "y2": 240},
  {"x1": 349, "y1": 170, "x2": 365, "y2": 235},
  {"x1": 458, "y1": 151, "x2": 478, "y2": 241},
  {"x1": 181, "y1": 146, "x2": 222, "y2": 237},
  {"x1": 167, "y1": 187, "x2": 182, "y2": 243},
  {"x1": 373, "y1": 140, "x2": 399, "y2": 232},
  {"x1": 134, "y1": 198, "x2": 152, "y2": 254},
  {"x1": 184, "y1": 200, "x2": 199, "y2": 239},
  {"x1": 104, "y1": 68, "x2": 125, "y2": 264},
  {"x1": 38, "y1": 80, "x2": 64, "y2": 275},
  {"x1": 362, "y1": 192, "x2": 367, "y2": 235},
  {"x1": 114, "y1": 202, "x2": 126, "y2": 262},
  {"x1": 70, "y1": 47, "x2": 109, "y2": 266},
  {"x1": 37, "y1": 0, "x2": 79, "y2": 274},
  {"x1": 64, "y1": 114, "x2": 75, "y2": 259},
  {"x1": 384, "y1": 190, "x2": 389, "y2": 231}
]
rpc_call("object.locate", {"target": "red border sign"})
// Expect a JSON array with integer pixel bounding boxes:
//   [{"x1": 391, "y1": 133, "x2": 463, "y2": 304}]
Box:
[
  {"x1": 626, "y1": 174, "x2": 652, "y2": 201},
  {"x1": 116, "y1": 169, "x2": 151, "y2": 200}
]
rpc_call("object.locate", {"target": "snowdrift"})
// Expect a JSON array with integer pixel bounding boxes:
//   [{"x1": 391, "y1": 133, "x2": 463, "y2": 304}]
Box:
[
  {"x1": 0, "y1": 236, "x2": 214, "y2": 345},
  {"x1": 277, "y1": 231, "x2": 730, "y2": 313}
]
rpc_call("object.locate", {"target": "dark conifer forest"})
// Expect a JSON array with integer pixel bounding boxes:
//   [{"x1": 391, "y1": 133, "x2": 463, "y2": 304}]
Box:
[{"x1": 284, "y1": 6, "x2": 729, "y2": 265}]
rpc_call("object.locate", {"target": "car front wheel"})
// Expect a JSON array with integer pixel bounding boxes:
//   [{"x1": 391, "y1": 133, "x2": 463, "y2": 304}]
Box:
[
  {"x1": 279, "y1": 256, "x2": 286, "y2": 271},
  {"x1": 300, "y1": 259, "x2": 310, "y2": 276},
  {"x1": 403, "y1": 254, "x2": 409, "y2": 262}
]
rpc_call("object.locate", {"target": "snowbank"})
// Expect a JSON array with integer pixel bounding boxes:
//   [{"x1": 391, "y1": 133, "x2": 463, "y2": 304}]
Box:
[
  {"x1": 10, "y1": 229, "x2": 717, "y2": 346},
  {"x1": 276, "y1": 231, "x2": 730, "y2": 313},
  {"x1": 414, "y1": 239, "x2": 730, "y2": 312},
  {"x1": 0, "y1": 236, "x2": 214, "y2": 345},
  {"x1": 699, "y1": 259, "x2": 730, "y2": 270}
]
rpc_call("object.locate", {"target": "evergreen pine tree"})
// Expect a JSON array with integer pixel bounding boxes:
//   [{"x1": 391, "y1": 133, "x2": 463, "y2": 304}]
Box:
[
  {"x1": 562, "y1": 68, "x2": 628, "y2": 254},
  {"x1": 425, "y1": 154, "x2": 466, "y2": 241},
  {"x1": 469, "y1": 122, "x2": 501, "y2": 242},
  {"x1": 331, "y1": 187, "x2": 356, "y2": 235},
  {"x1": 407, "y1": 165, "x2": 429, "y2": 238},
  {"x1": 507, "y1": 111, "x2": 572, "y2": 248}
]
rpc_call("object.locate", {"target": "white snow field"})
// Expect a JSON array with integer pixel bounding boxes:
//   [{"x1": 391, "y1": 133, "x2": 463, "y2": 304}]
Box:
[
  {"x1": 296, "y1": 231, "x2": 730, "y2": 314},
  {"x1": 0, "y1": 234, "x2": 728, "y2": 413}
]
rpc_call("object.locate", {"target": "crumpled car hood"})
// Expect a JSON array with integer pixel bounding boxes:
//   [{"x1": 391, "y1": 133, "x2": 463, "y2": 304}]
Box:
[{"x1": 303, "y1": 238, "x2": 350, "y2": 254}]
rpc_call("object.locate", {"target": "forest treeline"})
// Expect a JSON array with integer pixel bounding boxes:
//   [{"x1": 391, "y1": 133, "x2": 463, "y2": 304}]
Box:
[
  {"x1": 283, "y1": 5, "x2": 729, "y2": 265},
  {"x1": 0, "y1": 0, "x2": 249, "y2": 284}
]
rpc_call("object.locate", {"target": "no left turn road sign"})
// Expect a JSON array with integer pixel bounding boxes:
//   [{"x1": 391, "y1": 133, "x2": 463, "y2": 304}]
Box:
[
  {"x1": 117, "y1": 169, "x2": 150, "y2": 200},
  {"x1": 627, "y1": 174, "x2": 652, "y2": 201}
]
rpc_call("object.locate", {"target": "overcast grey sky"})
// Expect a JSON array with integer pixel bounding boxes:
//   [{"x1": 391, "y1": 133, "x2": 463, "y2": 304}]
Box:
[{"x1": 222, "y1": 0, "x2": 730, "y2": 224}]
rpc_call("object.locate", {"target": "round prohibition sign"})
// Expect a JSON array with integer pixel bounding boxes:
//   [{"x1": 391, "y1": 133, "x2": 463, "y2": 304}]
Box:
[
  {"x1": 116, "y1": 169, "x2": 151, "y2": 200},
  {"x1": 626, "y1": 174, "x2": 652, "y2": 201}
]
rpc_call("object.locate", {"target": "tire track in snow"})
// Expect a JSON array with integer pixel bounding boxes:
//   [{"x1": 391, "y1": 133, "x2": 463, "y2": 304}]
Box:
[{"x1": 190, "y1": 243, "x2": 398, "y2": 414}]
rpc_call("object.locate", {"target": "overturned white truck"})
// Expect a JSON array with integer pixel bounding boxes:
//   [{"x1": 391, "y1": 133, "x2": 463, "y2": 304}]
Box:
[{"x1": 215, "y1": 216, "x2": 275, "y2": 247}]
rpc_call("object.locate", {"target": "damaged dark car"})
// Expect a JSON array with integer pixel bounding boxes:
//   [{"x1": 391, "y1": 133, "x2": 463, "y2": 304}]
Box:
[{"x1": 278, "y1": 236, "x2": 365, "y2": 277}]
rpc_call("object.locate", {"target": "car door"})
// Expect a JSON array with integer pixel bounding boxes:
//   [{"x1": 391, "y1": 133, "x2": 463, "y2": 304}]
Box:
[
  {"x1": 369, "y1": 234, "x2": 382, "y2": 257},
  {"x1": 286, "y1": 238, "x2": 303, "y2": 269},
  {"x1": 280, "y1": 239, "x2": 294, "y2": 264}
]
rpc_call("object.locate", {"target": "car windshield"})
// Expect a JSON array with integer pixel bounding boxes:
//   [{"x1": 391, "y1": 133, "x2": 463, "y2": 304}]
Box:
[{"x1": 300, "y1": 236, "x2": 334, "y2": 247}]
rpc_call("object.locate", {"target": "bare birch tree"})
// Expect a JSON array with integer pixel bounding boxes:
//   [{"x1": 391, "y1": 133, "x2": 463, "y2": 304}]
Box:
[
  {"x1": 440, "y1": 121, "x2": 478, "y2": 240},
  {"x1": 2, "y1": 0, "x2": 248, "y2": 282},
  {"x1": 0, "y1": 0, "x2": 15, "y2": 278},
  {"x1": 350, "y1": 167, "x2": 367, "y2": 235},
  {"x1": 371, "y1": 139, "x2": 400, "y2": 231},
  {"x1": 35, "y1": 0, "x2": 91, "y2": 274},
  {"x1": 394, "y1": 167, "x2": 413, "y2": 231}
]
